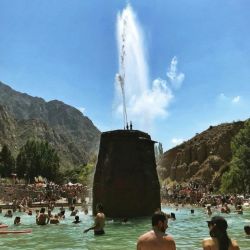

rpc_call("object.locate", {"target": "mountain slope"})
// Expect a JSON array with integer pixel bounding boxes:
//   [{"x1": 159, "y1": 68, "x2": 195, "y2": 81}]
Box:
[
  {"x1": 0, "y1": 81, "x2": 101, "y2": 170},
  {"x1": 158, "y1": 121, "x2": 245, "y2": 188}
]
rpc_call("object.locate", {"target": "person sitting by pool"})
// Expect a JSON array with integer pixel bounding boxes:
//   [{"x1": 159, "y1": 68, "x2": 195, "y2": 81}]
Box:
[
  {"x1": 36, "y1": 207, "x2": 49, "y2": 225},
  {"x1": 244, "y1": 225, "x2": 250, "y2": 236},
  {"x1": 50, "y1": 215, "x2": 60, "y2": 224},
  {"x1": 14, "y1": 216, "x2": 21, "y2": 225},
  {"x1": 137, "y1": 211, "x2": 176, "y2": 250},
  {"x1": 72, "y1": 215, "x2": 81, "y2": 224},
  {"x1": 84, "y1": 203, "x2": 105, "y2": 235},
  {"x1": 202, "y1": 216, "x2": 239, "y2": 250},
  {"x1": 4, "y1": 209, "x2": 13, "y2": 218}
]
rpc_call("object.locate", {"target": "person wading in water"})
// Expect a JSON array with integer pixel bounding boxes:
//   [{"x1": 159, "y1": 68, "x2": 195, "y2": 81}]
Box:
[
  {"x1": 203, "y1": 216, "x2": 240, "y2": 250},
  {"x1": 84, "y1": 203, "x2": 105, "y2": 235}
]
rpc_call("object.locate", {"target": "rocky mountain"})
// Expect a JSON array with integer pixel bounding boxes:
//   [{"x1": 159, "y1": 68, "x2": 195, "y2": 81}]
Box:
[
  {"x1": 0, "y1": 81, "x2": 101, "y2": 171},
  {"x1": 158, "y1": 121, "x2": 245, "y2": 188}
]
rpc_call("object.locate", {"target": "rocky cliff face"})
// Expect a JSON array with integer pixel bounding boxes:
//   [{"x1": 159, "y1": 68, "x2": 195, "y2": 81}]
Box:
[
  {"x1": 158, "y1": 121, "x2": 244, "y2": 188},
  {"x1": 0, "y1": 81, "x2": 101, "y2": 170}
]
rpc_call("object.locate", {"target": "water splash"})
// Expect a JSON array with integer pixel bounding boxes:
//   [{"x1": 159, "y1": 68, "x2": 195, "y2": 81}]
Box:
[{"x1": 115, "y1": 4, "x2": 173, "y2": 131}]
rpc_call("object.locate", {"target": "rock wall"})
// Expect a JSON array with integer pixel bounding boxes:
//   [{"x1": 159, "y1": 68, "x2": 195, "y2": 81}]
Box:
[
  {"x1": 158, "y1": 121, "x2": 245, "y2": 188},
  {"x1": 93, "y1": 130, "x2": 160, "y2": 218}
]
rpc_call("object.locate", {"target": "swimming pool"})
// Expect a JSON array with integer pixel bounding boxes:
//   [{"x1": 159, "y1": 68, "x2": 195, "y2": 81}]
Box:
[{"x1": 0, "y1": 206, "x2": 249, "y2": 250}]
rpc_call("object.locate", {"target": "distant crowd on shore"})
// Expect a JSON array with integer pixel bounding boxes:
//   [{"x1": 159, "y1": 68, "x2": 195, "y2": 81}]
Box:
[
  {"x1": 0, "y1": 182, "x2": 88, "y2": 212},
  {"x1": 161, "y1": 182, "x2": 250, "y2": 210}
]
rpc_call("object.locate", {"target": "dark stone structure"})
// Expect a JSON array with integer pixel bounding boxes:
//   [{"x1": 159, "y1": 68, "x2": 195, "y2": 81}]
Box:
[{"x1": 92, "y1": 129, "x2": 161, "y2": 218}]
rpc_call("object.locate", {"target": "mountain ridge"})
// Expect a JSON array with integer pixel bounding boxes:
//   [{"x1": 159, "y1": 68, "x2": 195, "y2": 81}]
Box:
[{"x1": 0, "y1": 81, "x2": 101, "y2": 171}]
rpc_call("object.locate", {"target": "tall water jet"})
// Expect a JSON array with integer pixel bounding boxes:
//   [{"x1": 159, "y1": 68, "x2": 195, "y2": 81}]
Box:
[
  {"x1": 92, "y1": 5, "x2": 160, "y2": 217},
  {"x1": 115, "y1": 4, "x2": 150, "y2": 128}
]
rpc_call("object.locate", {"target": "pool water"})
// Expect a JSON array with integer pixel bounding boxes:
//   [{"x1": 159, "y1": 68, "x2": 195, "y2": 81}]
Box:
[{"x1": 0, "y1": 206, "x2": 249, "y2": 250}]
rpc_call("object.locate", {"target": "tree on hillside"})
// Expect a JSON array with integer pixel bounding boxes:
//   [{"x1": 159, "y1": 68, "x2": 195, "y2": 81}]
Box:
[
  {"x1": 16, "y1": 139, "x2": 60, "y2": 182},
  {"x1": 0, "y1": 144, "x2": 15, "y2": 177},
  {"x1": 221, "y1": 119, "x2": 250, "y2": 194}
]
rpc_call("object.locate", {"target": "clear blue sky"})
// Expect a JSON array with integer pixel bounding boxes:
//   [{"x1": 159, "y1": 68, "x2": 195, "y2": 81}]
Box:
[{"x1": 1, "y1": 0, "x2": 250, "y2": 150}]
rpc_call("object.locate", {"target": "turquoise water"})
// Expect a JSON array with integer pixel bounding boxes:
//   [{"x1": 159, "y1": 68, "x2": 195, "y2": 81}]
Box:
[{"x1": 0, "y1": 206, "x2": 249, "y2": 250}]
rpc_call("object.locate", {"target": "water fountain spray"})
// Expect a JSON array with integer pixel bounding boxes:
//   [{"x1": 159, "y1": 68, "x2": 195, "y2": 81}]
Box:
[{"x1": 117, "y1": 17, "x2": 128, "y2": 129}]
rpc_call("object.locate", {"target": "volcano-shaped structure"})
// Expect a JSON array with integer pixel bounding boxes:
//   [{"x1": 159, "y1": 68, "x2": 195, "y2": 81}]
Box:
[{"x1": 92, "y1": 129, "x2": 160, "y2": 217}]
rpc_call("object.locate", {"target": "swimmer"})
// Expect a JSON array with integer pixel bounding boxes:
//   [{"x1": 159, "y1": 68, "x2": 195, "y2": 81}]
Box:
[
  {"x1": 137, "y1": 211, "x2": 176, "y2": 250},
  {"x1": 221, "y1": 203, "x2": 230, "y2": 214},
  {"x1": 14, "y1": 216, "x2": 21, "y2": 225},
  {"x1": 50, "y1": 215, "x2": 60, "y2": 224},
  {"x1": 58, "y1": 210, "x2": 65, "y2": 219},
  {"x1": 70, "y1": 209, "x2": 78, "y2": 216},
  {"x1": 168, "y1": 212, "x2": 176, "y2": 220},
  {"x1": 202, "y1": 216, "x2": 239, "y2": 250},
  {"x1": 72, "y1": 215, "x2": 81, "y2": 224},
  {"x1": 122, "y1": 217, "x2": 128, "y2": 223},
  {"x1": 235, "y1": 205, "x2": 243, "y2": 214},
  {"x1": 27, "y1": 210, "x2": 32, "y2": 216},
  {"x1": 206, "y1": 206, "x2": 212, "y2": 216},
  {"x1": 4, "y1": 209, "x2": 13, "y2": 218},
  {"x1": 36, "y1": 207, "x2": 49, "y2": 225},
  {"x1": 84, "y1": 203, "x2": 105, "y2": 235},
  {"x1": 244, "y1": 225, "x2": 250, "y2": 236}
]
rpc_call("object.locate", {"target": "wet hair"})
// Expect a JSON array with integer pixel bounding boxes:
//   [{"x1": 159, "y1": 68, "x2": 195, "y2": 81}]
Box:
[
  {"x1": 75, "y1": 216, "x2": 79, "y2": 221},
  {"x1": 151, "y1": 211, "x2": 167, "y2": 226},
  {"x1": 14, "y1": 216, "x2": 20, "y2": 224},
  {"x1": 170, "y1": 212, "x2": 176, "y2": 220},
  {"x1": 208, "y1": 216, "x2": 231, "y2": 250},
  {"x1": 244, "y1": 225, "x2": 250, "y2": 235}
]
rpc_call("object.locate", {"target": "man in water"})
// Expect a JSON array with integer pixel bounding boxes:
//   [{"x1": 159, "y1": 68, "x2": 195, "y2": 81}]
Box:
[
  {"x1": 137, "y1": 211, "x2": 176, "y2": 250},
  {"x1": 36, "y1": 207, "x2": 49, "y2": 225},
  {"x1": 14, "y1": 216, "x2": 21, "y2": 225},
  {"x1": 84, "y1": 203, "x2": 105, "y2": 235},
  {"x1": 72, "y1": 215, "x2": 81, "y2": 224}
]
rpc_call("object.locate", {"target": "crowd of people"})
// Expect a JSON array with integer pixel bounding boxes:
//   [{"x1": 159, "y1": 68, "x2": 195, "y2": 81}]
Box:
[
  {"x1": 0, "y1": 199, "x2": 249, "y2": 249},
  {"x1": 161, "y1": 182, "x2": 249, "y2": 210},
  {"x1": 1, "y1": 203, "x2": 88, "y2": 226},
  {"x1": 1, "y1": 180, "x2": 250, "y2": 249},
  {"x1": 0, "y1": 182, "x2": 88, "y2": 211}
]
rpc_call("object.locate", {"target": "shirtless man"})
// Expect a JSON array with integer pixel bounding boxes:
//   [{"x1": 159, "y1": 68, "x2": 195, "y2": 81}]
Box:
[
  {"x1": 84, "y1": 203, "x2": 105, "y2": 235},
  {"x1": 203, "y1": 216, "x2": 239, "y2": 250},
  {"x1": 137, "y1": 211, "x2": 176, "y2": 250},
  {"x1": 36, "y1": 207, "x2": 49, "y2": 225}
]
